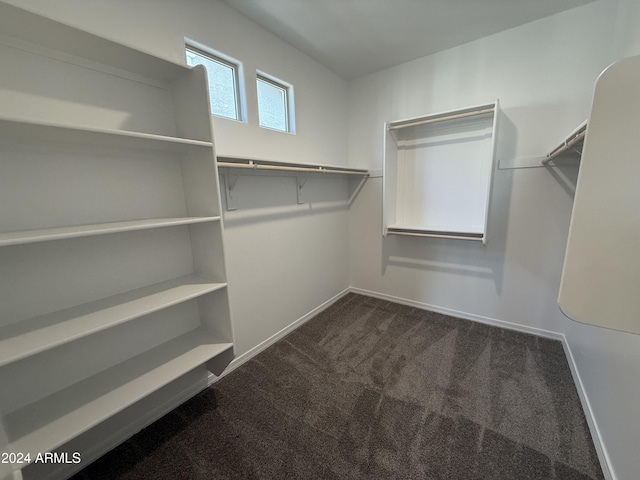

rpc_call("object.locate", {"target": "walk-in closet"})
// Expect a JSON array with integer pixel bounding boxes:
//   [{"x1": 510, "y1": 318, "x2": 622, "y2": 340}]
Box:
[{"x1": 1, "y1": 1, "x2": 639, "y2": 479}]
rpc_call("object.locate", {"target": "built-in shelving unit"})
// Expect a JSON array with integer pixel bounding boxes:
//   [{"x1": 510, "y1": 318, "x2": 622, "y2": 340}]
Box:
[
  {"x1": 0, "y1": 2, "x2": 234, "y2": 477},
  {"x1": 542, "y1": 120, "x2": 588, "y2": 164},
  {"x1": 217, "y1": 156, "x2": 370, "y2": 209},
  {"x1": 382, "y1": 102, "x2": 499, "y2": 244},
  {"x1": 559, "y1": 55, "x2": 640, "y2": 335}
]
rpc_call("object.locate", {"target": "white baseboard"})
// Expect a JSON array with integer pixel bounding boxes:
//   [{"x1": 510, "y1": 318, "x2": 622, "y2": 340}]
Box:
[
  {"x1": 561, "y1": 336, "x2": 615, "y2": 480},
  {"x1": 349, "y1": 287, "x2": 564, "y2": 340},
  {"x1": 214, "y1": 288, "x2": 351, "y2": 381}
]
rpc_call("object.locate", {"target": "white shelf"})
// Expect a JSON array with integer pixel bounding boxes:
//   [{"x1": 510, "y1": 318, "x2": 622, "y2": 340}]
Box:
[
  {"x1": 3, "y1": 329, "x2": 233, "y2": 459},
  {"x1": 0, "y1": 117, "x2": 213, "y2": 153},
  {"x1": 0, "y1": 4, "x2": 234, "y2": 471},
  {"x1": 217, "y1": 156, "x2": 370, "y2": 175},
  {"x1": 387, "y1": 103, "x2": 496, "y2": 131},
  {"x1": 0, "y1": 216, "x2": 220, "y2": 247},
  {"x1": 0, "y1": 275, "x2": 227, "y2": 368},
  {"x1": 217, "y1": 156, "x2": 370, "y2": 210}
]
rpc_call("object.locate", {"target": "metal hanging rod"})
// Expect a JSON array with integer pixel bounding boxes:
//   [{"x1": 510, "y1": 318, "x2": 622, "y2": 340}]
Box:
[
  {"x1": 217, "y1": 160, "x2": 369, "y2": 176},
  {"x1": 386, "y1": 229, "x2": 484, "y2": 242},
  {"x1": 542, "y1": 121, "x2": 588, "y2": 164},
  {"x1": 388, "y1": 106, "x2": 495, "y2": 131}
]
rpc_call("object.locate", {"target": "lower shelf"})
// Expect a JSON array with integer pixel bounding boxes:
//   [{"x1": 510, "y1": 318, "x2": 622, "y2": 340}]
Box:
[
  {"x1": 386, "y1": 226, "x2": 485, "y2": 242},
  {"x1": 3, "y1": 329, "x2": 233, "y2": 469},
  {"x1": 0, "y1": 275, "x2": 227, "y2": 367}
]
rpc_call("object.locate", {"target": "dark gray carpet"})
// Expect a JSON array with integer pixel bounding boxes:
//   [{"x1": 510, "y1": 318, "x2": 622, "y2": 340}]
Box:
[{"x1": 72, "y1": 293, "x2": 603, "y2": 479}]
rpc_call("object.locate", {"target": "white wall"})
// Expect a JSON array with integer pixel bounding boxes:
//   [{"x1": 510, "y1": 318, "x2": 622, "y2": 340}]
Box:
[
  {"x1": 610, "y1": 0, "x2": 640, "y2": 59},
  {"x1": 348, "y1": 1, "x2": 640, "y2": 478},
  {"x1": 2, "y1": 0, "x2": 352, "y2": 362},
  {"x1": 220, "y1": 173, "x2": 351, "y2": 357},
  {"x1": 348, "y1": 0, "x2": 615, "y2": 331}
]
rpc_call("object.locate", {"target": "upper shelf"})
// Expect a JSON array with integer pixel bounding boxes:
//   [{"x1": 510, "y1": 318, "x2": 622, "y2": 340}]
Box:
[
  {"x1": 0, "y1": 216, "x2": 220, "y2": 248},
  {"x1": 387, "y1": 103, "x2": 496, "y2": 136},
  {"x1": 0, "y1": 117, "x2": 213, "y2": 153},
  {"x1": 217, "y1": 156, "x2": 370, "y2": 176},
  {"x1": 543, "y1": 120, "x2": 588, "y2": 164},
  {"x1": 0, "y1": 2, "x2": 187, "y2": 82},
  {"x1": 0, "y1": 274, "x2": 227, "y2": 368}
]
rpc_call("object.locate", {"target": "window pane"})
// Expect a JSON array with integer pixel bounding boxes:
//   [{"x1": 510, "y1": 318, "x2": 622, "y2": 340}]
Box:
[
  {"x1": 257, "y1": 77, "x2": 288, "y2": 132},
  {"x1": 186, "y1": 49, "x2": 239, "y2": 120}
]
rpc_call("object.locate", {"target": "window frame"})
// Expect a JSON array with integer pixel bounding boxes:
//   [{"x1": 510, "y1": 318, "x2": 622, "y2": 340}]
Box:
[
  {"x1": 256, "y1": 71, "x2": 295, "y2": 134},
  {"x1": 185, "y1": 42, "x2": 245, "y2": 122}
]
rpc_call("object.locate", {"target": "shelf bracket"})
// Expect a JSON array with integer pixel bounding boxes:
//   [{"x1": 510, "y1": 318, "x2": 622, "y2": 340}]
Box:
[
  {"x1": 348, "y1": 175, "x2": 369, "y2": 206},
  {"x1": 569, "y1": 144, "x2": 583, "y2": 156},
  {"x1": 222, "y1": 169, "x2": 238, "y2": 211},
  {"x1": 296, "y1": 174, "x2": 308, "y2": 204}
]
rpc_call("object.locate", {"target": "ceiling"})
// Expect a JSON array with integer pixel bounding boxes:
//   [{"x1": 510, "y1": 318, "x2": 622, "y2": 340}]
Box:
[{"x1": 221, "y1": 0, "x2": 597, "y2": 80}]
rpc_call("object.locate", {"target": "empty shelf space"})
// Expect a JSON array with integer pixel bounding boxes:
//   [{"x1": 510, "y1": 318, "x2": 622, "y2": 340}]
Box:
[
  {"x1": 387, "y1": 103, "x2": 496, "y2": 132},
  {"x1": 0, "y1": 117, "x2": 213, "y2": 153},
  {"x1": 0, "y1": 216, "x2": 220, "y2": 247},
  {"x1": 3, "y1": 329, "x2": 233, "y2": 459},
  {"x1": 0, "y1": 275, "x2": 227, "y2": 367}
]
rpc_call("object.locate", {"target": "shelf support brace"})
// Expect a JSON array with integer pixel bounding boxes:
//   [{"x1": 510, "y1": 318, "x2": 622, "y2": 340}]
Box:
[
  {"x1": 569, "y1": 144, "x2": 583, "y2": 155},
  {"x1": 222, "y1": 169, "x2": 238, "y2": 211},
  {"x1": 348, "y1": 174, "x2": 369, "y2": 206},
  {"x1": 296, "y1": 174, "x2": 308, "y2": 204}
]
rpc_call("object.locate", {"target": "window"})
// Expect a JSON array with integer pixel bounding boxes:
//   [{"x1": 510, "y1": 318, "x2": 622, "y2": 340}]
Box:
[
  {"x1": 257, "y1": 73, "x2": 294, "y2": 133},
  {"x1": 186, "y1": 45, "x2": 243, "y2": 121}
]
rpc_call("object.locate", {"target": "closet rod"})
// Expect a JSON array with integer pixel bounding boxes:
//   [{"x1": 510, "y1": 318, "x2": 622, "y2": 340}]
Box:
[
  {"x1": 542, "y1": 121, "x2": 587, "y2": 164},
  {"x1": 217, "y1": 161, "x2": 369, "y2": 175},
  {"x1": 388, "y1": 107, "x2": 495, "y2": 131},
  {"x1": 387, "y1": 230, "x2": 484, "y2": 242}
]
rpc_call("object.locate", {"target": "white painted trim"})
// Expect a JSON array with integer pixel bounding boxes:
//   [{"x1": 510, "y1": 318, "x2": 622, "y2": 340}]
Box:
[
  {"x1": 349, "y1": 287, "x2": 564, "y2": 340},
  {"x1": 214, "y1": 288, "x2": 351, "y2": 380},
  {"x1": 561, "y1": 336, "x2": 615, "y2": 480}
]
